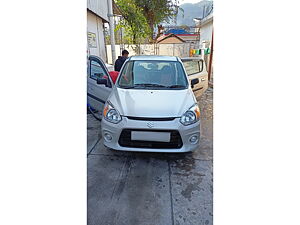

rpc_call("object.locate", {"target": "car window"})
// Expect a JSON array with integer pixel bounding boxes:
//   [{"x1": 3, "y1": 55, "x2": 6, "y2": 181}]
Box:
[
  {"x1": 119, "y1": 60, "x2": 133, "y2": 84},
  {"x1": 90, "y1": 60, "x2": 107, "y2": 80},
  {"x1": 118, "y1": 60, "x2": 188, "y2": 89},
  {"x1": 183, "y1": 60, "x2": 203, "y2": 75}
]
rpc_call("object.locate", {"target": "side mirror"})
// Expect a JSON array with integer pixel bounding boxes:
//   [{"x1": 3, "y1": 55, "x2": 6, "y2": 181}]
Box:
[
  {"x1": 97, "y1": 78, "x2": 108, "y2": 86},
  {"x1": 191, "y1": 78, "x2": 199, "y2": 88}
]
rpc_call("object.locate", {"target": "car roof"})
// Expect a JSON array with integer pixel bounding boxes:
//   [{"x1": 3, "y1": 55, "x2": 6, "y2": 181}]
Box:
[{"x1": 129, "y1": 55, "x2": 178, "y2": 62}]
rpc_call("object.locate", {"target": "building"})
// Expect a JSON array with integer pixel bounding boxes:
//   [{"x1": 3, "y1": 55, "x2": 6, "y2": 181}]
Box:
[
  {"x1": 194, "y1": 12, "x2": 213, "y2": 82},
  {"x1": 156, "y1": 33, "x2": 185, "y2": 44},
  {"x1": 87, "y1": 0, "x2": 120, "y2": 62},
  {"x1": 164, "y1": 29, "x2": 198, "y2": 43},
  {"x1": 194, "y1": 13, "x2": 213, "y2": 46},
  {"x1": 176, "y1": 34, "x2": 198, "y2": 43},
  {"x1": 155, "y1": 28, "x2": 198, "y2": 44},
  {"x1": 199, "y1": 13, "x2": 213, "y2": 45}
]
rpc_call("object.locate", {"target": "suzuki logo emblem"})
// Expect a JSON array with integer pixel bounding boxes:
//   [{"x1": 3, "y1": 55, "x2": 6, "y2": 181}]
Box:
[{"x1": 147, "y1": 121, "x2": 154, "y2": 128}]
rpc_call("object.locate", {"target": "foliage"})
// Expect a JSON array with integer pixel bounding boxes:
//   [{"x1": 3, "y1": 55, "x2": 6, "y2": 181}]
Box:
[
  {"x1": 134, "y1": 0, "x2": 183, "y2": 41},
  {"x1": 115, "y1": 0, "x2": 182, "y2": 43},
  {"x1": 115, "y1": 0, "x2": 151, "y2": 44}
]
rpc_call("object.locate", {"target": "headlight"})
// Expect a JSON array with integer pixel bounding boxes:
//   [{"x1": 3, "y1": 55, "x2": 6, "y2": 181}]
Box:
[
  {"x1": 180, "y1": 104, "x2": 200, "y2": 126},
  {"x1": 103, "y1": 101, "x2": 122, "y2": 124}
]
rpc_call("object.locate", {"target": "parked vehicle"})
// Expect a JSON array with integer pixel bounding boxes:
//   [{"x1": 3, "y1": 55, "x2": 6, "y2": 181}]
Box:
[
  {"x1": 87, "y1": 55, "x2": 114, "y2": 114},
  {"x1": 87, "y1": 55, "x2": 207, "y2": 152}
]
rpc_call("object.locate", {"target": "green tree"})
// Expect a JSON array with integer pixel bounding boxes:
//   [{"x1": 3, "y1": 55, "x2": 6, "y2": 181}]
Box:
[
  {"x1": 134, "y1": 0, "x2": 182, "y2": 42},
  {"x1": 115, "y1": 0, "x2": 150, "y2": 44}
]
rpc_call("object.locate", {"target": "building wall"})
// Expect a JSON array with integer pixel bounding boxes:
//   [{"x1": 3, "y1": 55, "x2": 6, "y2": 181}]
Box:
[
  {"x1": 87, "y1": 0, "x2": 109, "y2": 22},
  {"x1": 106, "y1": 43, "x2": 197, "y2": 64},
  {"x1": 87, "y1": 11, "x2": 107, "y2": 62},
  {"x1": 200, "y1": 21, "x2": 213, "y2": 44},
  {"x1": 199, "y1": 19, "x2": 213, "y2": 82},
  {"x1": 159, "y1": 37, "x2": 184, "y2": 44}
]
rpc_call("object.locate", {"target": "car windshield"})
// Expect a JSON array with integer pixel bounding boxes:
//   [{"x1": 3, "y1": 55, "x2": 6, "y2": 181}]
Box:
[{"x1": 117, "y1": 60, "x2": 188, "y2": 89}]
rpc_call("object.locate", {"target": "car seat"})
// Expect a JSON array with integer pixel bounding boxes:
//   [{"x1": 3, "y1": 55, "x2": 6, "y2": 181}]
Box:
[
  {"x1": 160, "y1": 66, "x2": 174, "y2": 86},
  {"x1": 134, "y1": 65, "x2": 148, "y2": 84}
]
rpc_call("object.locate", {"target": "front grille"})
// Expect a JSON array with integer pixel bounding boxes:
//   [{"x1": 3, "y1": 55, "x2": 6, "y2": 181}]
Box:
[
  {"x1": 126, "y1": 116, "x2": 176, "y2": 121},
  {"x1": 118, "y1": 129, "x2": 183, "y2": 149}
]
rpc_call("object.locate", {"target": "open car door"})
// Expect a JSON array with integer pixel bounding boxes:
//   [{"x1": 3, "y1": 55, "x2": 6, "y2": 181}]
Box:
[
  {"x1": 87, "y1": 55, "x2": 113, "y2": 118},
  {"x1": 181, "y1": 57, "x2": 208, "y2": 101}
]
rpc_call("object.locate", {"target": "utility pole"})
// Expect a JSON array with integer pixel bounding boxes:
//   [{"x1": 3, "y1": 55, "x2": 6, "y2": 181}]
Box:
[
  {"x1": 208, "y1": 29, "x2": 214, "y2": 81},
  {"x1": 197, "y1": 22, "x2": 201, "y2": 49},
  {"x1": 120, "y1": 24, "x2": 123, "y2": 54},
  {"x1": 107, "y1": 0, "x2": 116, "y2": 64}
]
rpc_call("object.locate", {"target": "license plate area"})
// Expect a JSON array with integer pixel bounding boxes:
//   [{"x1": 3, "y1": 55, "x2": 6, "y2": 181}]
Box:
[{"x1": 131, "y1": 131, "x2": 171, "y2": 142}]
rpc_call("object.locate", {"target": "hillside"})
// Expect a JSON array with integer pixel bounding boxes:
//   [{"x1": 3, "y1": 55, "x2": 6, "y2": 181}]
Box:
[{"x1": 175, "y1": 0, "x2": 213, "y2": 26}]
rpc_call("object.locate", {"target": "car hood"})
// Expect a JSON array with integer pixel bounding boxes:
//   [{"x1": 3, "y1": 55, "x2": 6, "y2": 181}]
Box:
[{"x1": 109, "y1": 88, "x2": 196, "y2": 117}]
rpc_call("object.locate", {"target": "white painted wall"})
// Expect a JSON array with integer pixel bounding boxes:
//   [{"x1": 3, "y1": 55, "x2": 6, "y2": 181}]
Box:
[
  {"x1": 106, "y1": 43, "x2": 197, "y2": 64},
  {"x1": 200, "y1": 21, "x2": 213, "y2": 44},
  {"x1": 87, "y1": 11, "x2": 107, "y2": 62}
]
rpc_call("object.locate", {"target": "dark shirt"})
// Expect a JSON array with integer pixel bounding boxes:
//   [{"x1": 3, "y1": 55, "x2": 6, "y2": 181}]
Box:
[{"x1": 114, "y1": 56, "x2": 127, "y2": 72}]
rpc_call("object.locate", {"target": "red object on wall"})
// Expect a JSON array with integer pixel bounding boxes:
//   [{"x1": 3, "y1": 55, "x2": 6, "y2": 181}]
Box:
[{"x1": 109, "y1": 71, "x2": 119, "y2": 84}]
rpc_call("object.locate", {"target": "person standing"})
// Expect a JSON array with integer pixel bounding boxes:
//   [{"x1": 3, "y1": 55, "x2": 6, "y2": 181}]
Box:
[{"x1": 114, "y1": 50, "x2": 129, "y2": 72}]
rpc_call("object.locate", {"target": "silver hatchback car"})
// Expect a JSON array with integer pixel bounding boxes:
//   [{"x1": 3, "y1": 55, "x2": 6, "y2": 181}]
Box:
[{"x1": 87, "y1": 55, "x2": 208, "y2": 153}]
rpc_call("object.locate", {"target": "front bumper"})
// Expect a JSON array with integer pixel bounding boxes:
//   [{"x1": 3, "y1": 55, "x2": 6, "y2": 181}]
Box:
[{"x1": 101, "y1": 116, "x2": 200, "y2": 153}]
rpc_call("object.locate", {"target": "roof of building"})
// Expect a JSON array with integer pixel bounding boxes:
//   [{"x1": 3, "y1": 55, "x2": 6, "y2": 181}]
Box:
[
  {"x1": 201, "y1": 13, "x2": 213, "y2": 26},
  {"x1": 165, "y1": 29, "x2": 190, "y2": 35},
  {"x1": 194, "y1": 13, "x2": 213, "y2": 27},
  {"x1": 156, "y1": 33, "x2": 185, "y2": 43},
  {"x1": 129, "y1": 55, "x2": 178, "y2": 61},
  {"x1": 176, "y1": 34, "x2": 198, "y2": 36}
]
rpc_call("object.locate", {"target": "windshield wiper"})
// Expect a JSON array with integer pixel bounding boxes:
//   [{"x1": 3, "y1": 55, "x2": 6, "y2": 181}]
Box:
[
  {"x1": 120, "y1": 86, "x2": 135, "y2": 89},
  {"x1": 166, "y1": 85, "x2": 186, "y2": 88},
  {"x1": 134, "y1": 83, "x2": 167, "y2": 88}
]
